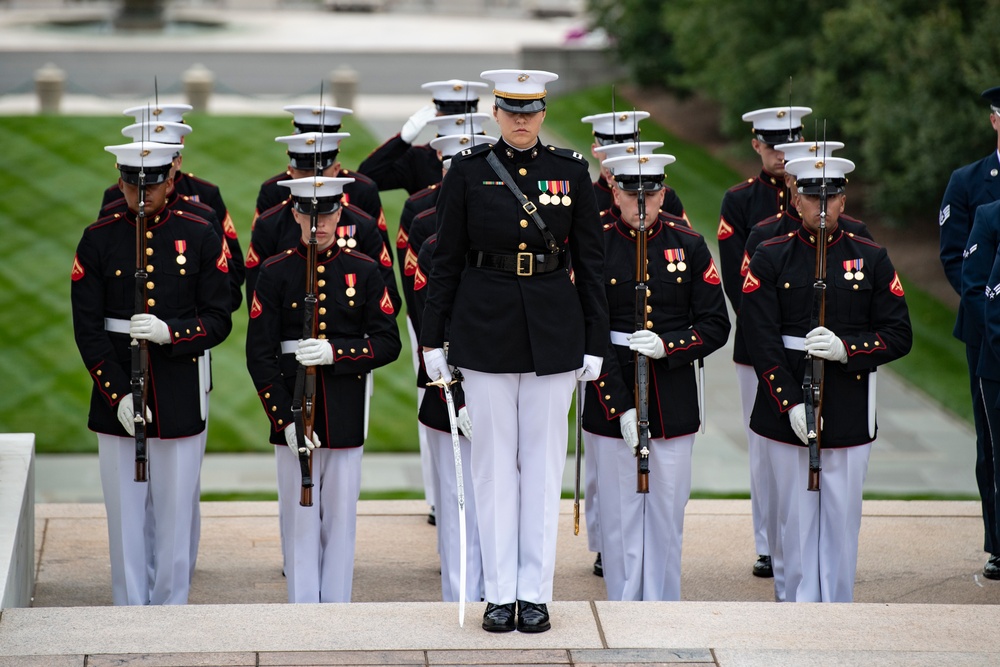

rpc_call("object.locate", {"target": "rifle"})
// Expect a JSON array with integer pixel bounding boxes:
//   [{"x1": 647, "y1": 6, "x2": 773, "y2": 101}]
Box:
[
  {"x1": 131, "y1": 140, "x2": 149, "y2": 483},
  {"x1": 634, "y1": 165, "x2": 651, "y2": 494},
  {"x1": 802, "y1": 126, "x2": 828, "y2": 492}
]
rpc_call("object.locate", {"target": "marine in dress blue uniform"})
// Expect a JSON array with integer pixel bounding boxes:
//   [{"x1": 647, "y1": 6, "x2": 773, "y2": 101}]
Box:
[
  {"x1": 939, "y1": 86, "x2": 1000, "y2": 578},
  {"x1": 741, "y1": 156, "x2": 912, "y2": 602},
  {"x1": 72, "y1": 141, "x2": 233, "y2": 605},
  {"x1": 245, "y1": 177, "x2": 401, "y2": 603},
  {"x1": 583, "y1": 153, "x2": 730, "y2": 601},
  {"x1": 718, "y1": 105, "x2": 811, "y2": 579},
  {"x1": 358, "y1": 79, "x2": 489, "y2": 195},
  {"x1": 420, "y1": 69, "x2": 609, "y2": 633}
]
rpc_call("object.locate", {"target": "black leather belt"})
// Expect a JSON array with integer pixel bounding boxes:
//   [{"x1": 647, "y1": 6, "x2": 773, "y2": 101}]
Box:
[{"x1": 468, "y1": 250, "x2": 565, "y2": 277}]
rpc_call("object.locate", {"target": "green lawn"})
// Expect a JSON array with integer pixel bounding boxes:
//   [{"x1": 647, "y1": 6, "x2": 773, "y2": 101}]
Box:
[{"x1": 0, "y1": 85, "x2": 971, "y2": 456}]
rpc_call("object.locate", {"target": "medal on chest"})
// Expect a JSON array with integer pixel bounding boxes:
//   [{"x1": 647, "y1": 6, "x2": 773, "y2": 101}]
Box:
[
  {"x1": 175, "y1": 240, "x2": 187, "y2": 265},
  {"x1": 665, "y1": 248, "x2": 686, "y2": 273},
  {"x1": 843, "y1": 258, "x2": 864, "y2": 281},
  {"x1": 336, "y1": 225, "x2": 357, "y2": 249}
]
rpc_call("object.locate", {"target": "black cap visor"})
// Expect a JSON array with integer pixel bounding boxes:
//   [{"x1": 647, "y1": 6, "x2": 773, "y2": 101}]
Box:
[
  {"x1": 796, "y1": 178, "x2": 847, "y2": 196},
  {"x1": 594, "y1": 131, "x2": 639, "y2": 146},
  {"x1": 118, "y1": 164, "x2": 172, "y2": 185},
  {"x1": 435, "y1": 99, "x2": 478, "y2": 115},
  {"x1": 614, "y1": 174, "x2": 665, "y2": 192},
  {"x1": 293, "y1": 122, "x2": 342, "y2": 133},
  {"x1": 292, "y1": 196, "x2": 342, "y2": 215},
  {"x1": 754, "y1": 127, "x2": 804, "y2": 145},
  {"x1": 495, "y1": 95, "x2": 546, "y2": 114},
  {"x1": 287, "y1": 150, "x2": 339, "y2": 171}
]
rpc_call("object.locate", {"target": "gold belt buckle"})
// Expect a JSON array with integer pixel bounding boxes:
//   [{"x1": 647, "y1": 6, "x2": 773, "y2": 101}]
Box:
[{"x1": 516, "y1": 252, "x2": 534, "y2": 276}]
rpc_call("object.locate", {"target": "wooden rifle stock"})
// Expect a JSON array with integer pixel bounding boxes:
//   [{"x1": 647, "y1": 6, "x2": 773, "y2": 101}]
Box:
[
  {"x1": 132, "y1": 166, "x2": 149, "y2": 483},
  {"x1": 635, "y1": 188, "x2": 650, "y2": 494},
  {"x1": 804, "y1": 172, "x2": 828, "y2": 492},
  {"x1": 291, "y1": 198, "x2": 320, "y2": 507}
]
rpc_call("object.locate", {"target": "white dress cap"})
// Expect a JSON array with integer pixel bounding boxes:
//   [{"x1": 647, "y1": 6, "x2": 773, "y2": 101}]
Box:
[
  {"x1": 784, "y1": 156, "x2": 855, "y2": 194},
  {"x1": 121, "y1": 121, "x2": 192, "y2": 145},
  {"x1": 581, "y1": 111, "x2": 650, "y2": 138},
  {"x1": 429, "y1": 133, "x2": 498, "y2": 159},
  {"x1": 601, "y1": 141, "x2": 664, "y2": 160},
  {"x1": 421, "y1": 79, "x2": 489, "y2": 102},
  {"x1": 742, "y1": 106, "x2": 812, "y2": 144},
  {"x1": 283, "y1": 105, "x2": 353, "y2": 131},
  {"x1": 275, "y1": 132, "x2": 350, "y2": 154},
  {"x1": 425, "y1": 112, "x2": 491, "y2": 137},
  {"x1": 276, "y1": 176, "x2": 355, "y2": 200},
  {"x1": 774, "y1": 140, "x2": 844, "y2": 163},
  {"x1": 602, "y1": 153, "x2": 676, "y2": 191},
  {"x1": 105, "y1": 141, "x2": 181, "y2": 168},
  {"x1": 481, "y1": 69, "x2": 558, "y2": 113},
  {"x1": 122, "y1": 104, "x2": 192, "y2": 124}
]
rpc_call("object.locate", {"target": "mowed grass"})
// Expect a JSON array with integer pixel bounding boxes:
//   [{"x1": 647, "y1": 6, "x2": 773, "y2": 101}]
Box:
[{"x1": 0, "y1": 86, "x2": 971, "y2": 457}]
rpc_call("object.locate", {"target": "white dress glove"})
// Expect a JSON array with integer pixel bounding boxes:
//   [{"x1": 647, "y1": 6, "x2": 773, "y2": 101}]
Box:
[
  {"x1": 401, "y1": 105, "x2": 437, "y2": 143},
  {"x1": 295, "y1": 338, "x2": 334, "y2": 366},
  {"x1": 629, "y1": 329, "x2": 667, "y2": 359},
  {"x1": 457, "y1": 406, "x2": 473, "y2": 440},
  {"x1": 576, "y1": 354, "x2": 603, "y2": 382},
  {"x1": 804, "y1": 326, "x2": 847, "y2": 363},
  {"x1": 422, "y1": 347, "x2": 453, "y2": 384},
  {"x1": 284, "y1": 423, "x2": 321, "y2": 455},
  {"x1": 620, "y1": 407, "x2": 639, "y2": 454},
  {"x1": 130, "y1": 313, "x2": 171, "y2": 345},
  {"x1": 789, "y1": 403, "x2": 809, "y2": 445},
  {"x1": 117, "y1": 399, "x2": 152, "y2": 437}
]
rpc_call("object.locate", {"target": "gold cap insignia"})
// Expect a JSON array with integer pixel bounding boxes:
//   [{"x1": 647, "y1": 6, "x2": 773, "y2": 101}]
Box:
[{"x1": 518, "y1": 73, "x2": 529, "y2": 82}]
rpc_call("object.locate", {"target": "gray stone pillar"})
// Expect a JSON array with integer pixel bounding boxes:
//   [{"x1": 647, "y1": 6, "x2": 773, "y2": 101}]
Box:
[
  {"x1": 183, "y1": 64, "x2": 215, "y2": 113},
  {"x1": 329, "y1": 66, "x2": 359, "y2": 112},
  {"x1": 34, "y1": 63, "x2": 65, "y2": 115}
]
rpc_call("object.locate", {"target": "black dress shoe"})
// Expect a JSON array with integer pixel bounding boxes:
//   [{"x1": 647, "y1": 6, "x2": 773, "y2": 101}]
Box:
[
  {"x1": 516, "y1": 600, "x2": 551, "y2": 633},
  {"x1": 753, "y1": 554, "x2": 773, "y2": 578},
  {"x1": 482, "y1": 602, "x2": 516, "y2": 632},
  {"x1": 593, "y1": 552, "x2": 603, "y2": 577},
  {"x1": 427, "y1": 506, "x2": 436, "y2": 526},
  {"x1": 984, "y1": 554, "x2": 1000, "y2": 580}
]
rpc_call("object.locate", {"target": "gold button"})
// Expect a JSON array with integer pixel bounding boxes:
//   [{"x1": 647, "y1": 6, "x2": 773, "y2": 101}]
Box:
[
  {"x1": 680, "y1": 339, "x2": 685, "y2": 345},
  {"x1": 769, "y1": 374, "x2": 775, "y2": 380},
  {"x1": 185, "y1": 329, "x2": 191, "y2": 334},
  {"x1": 782, "y1": 400, "x2": 788, "y2": 406},
  {"x1": 320, "y1": 294, "x2": 327, "y2": 301},
  {"x1": 646, "y1": 305, "x2": 652, "y2": 313},
  {"x1": 318, "y1": 280, "x2": 326, "y2": 287},
  {"x1": 319, "y1": 322, "x2": 327, "y2": 330},
  {"x1": 146, "y1": 265, "x2": 154, "y2": 272},
  {"x1": 196, "y1": 326, "x2": 201, "y2": 332},
  {"x1": 146, "y1": 231, "x2": 153, "y2": 239},
  {"x1": 610, "y1": 408, "x2": 616, "y2": 415},
  {"x1": 874, "y1": 341, "x2": 881, "y2": 346},
  {"x1": 115, "y1": 270, "x2": 122, "y2": 276},
  {"x1": 691, "y1": 334, "x2": 697, "y2": 340},
  {"x1": 646, "y1": 321, "x2": 654, "y2": 329},
  {"x1": 111, "y1": 393, "x2": 117, "y2": 400},
  {"x1": 646, "y1": 289, "x2": 650, "y2": 297},
  {"x1": 338, "y1": 349, "x2": 344, "y2": 354},
  {"x1": 776, "y1": 387, "x2": 782, "y2": 393},
  {"x1": 277, "y1": 419, "x2": 283, "y2": 426},
  {"x1": 518, "y1": 243, "x2": 527, "y2": 250},
  {"x1": 779, "y1": 191, "x2": 784, "y2": 198},
  {"x1": 319, "y1": 334, "x2": 327, "y2": 339},
  {"x1": 857, "y1": 375, "x2": 862, "y2": 380},
  {"x1": 599, "y1": 381, "x2": 605, "y2": 387},
  {"x1": 180, "y1": 269, "x2": 185, "y2": 275},
  {"x1": 610, "y1": 278, "x2": 617, "y2": 285},
  {"x1": 317, "y1": 266, "x2": 325, "y2": 273},
  {"x1": 676, "y1": 277, "x2": 682, "y2": 283},
  {"x1": 146, "y1": 248, "x2": 153, "y2": 256},
  {"x1": 851, "y1": 345, "x2": 857, "y2": 350},
  {"x1": 174, "y1": 331, "x2": 180, "y2": 338},
  {"x1": 863, "y1": 342, "x2": 869, "y2": 348},
  {"x1": 319, "y1": 308, "x2": 327, "y2": 315},
  {"x1": 853, "y1": 284, "x2": 859, "y2": 290},
  {"x1": 363, "y1": 348, "x2": 368, "y2": 353},
  {"x1": 104, "y1": 381, "x2": 110, "y2": 388},
  {"x1": 668, "y1": 342, "x2": 675, "y2": 349},
  {"x1": 520, "y1": 219, "x2": 529, "y2": 228},
  {"x1": 146, "y1": 281, "x2": 154, "y2": 290},
  {"x1": 784, "y1": 282, "x2": 790, "y2": 289},
  {"x1": 292, "y1": 303, "x2": 298, "y2": 309},
  {"x1": 518, "y1": 168, "x2": 527, "y2": 176},
  {"x1": 264, "y1": 393, "x2": 270, "y2": 399},
  {"x1": 349, "y1": 300, "x2": 355, "y2": 306},
  {"x1": 96, "y1": 370, "x2": 102, "y2": 376},
  {"x1": 271, "y1": 406, "x2": 277, "y2": 412},
  {"x1": 147, "y1": 298, "x2": 155, "y2": 307},
  {"x1": 350, "y1": 348, "x2": 356, "y2": 353}
]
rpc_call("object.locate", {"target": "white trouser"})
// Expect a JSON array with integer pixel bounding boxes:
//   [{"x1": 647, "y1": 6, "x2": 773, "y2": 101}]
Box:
[
  {"x1": 735, "y1": 362, "x2": 770, "y2": 558},
  {"x1": 426, "y1": 427, "x2": 484, "y2": 602},
  {"x1": 275, "y1": 445, "x2": 363, "y2": 603},
  {"x1": 592, "y1": 432, "x2": 693, "y2": 601},
  {"x1": 98, "y1": 433, "x2": 203, "y2": 606},
  {"x1": 407, "y1": 316, "x2": 436, "y2": 509},
  {"x1": 460, "y1": 368, "x2": 576, "y2": 605},
  {"x1": 583, "y1": 429, "x2": 602, "y2": 554},
  {"x1": 765, "y1": 437, "x2": 870, "y2": 603}
]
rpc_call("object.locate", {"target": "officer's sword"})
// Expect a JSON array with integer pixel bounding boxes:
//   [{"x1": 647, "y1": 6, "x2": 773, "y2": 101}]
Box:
[
  {"x1": 428, "y1": 375, "x2": 467, "y2": 627},
  {"x1": 573, "y1": 381, "x2": 582, "y2": 535}
]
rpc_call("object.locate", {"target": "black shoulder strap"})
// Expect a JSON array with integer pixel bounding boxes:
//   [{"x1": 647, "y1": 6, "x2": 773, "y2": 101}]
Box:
[{"x1": 486, "y1": 151, "x2": 560, "y2": 253}]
